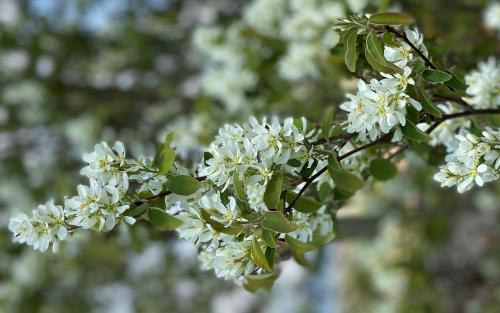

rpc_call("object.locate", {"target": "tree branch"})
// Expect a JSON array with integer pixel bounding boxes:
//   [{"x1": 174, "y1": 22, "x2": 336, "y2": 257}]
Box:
[{"x1": 285, "y1": 108, "x2": 500, "y2": 213}]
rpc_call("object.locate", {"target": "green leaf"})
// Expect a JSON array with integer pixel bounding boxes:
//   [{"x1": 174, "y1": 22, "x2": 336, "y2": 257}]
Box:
[
  {"x1": 299, "y1": 159, "x2": 318, "y2": 178},
  {"x1": 284, "y1": 191, "x2": 322, "y2": 213},
  {"x1": 344, "y1": 27, "x2": 358, "y2": 72},
  {"x1": 159, "y1": 147, "x2": 175, "y2": 175},
  {"x1": 147, "y1": 208, "x2": 183, "y2": 230},
  {"x1": 369, "y1": 12, "x2": 415, "y2": 25},
  {"x1": 138, "y1": 190, "x2": 154, "y2": 200},
  {"x1": 166, "y1": 175, "x2": 201, "y2": 196},
  {"x1": 262, "y1": 211, "x2": 298, "y2": 233},
  {"x1": 445, "y1": 74, "x2": 467, "y2": 91},
  {"x1": 422, "y1": 69, "x2": 452, "y2": 83},
  {"x1": 401, "y1": 120, "x2": 432, "y2": 141},
  {"x1": 157, "y1": 132, "x2": 176, "y2": 174},
  {"x1": 322, "y1": 106, "x2": 336, "y2": 139},
  {"x1": 244, "y1": 272, "x2": 279, "y2": 291},
  {"x1": 124, "y1": 203, "x2": 148, "y2": 217},
  {"x1": 382, "y1": 32, "x2": 399, "y2": 47},
  {"x1": 310, "y1": 228, "x2": 336, "y2": 246},
  {"x1": 285, "y1": 235, "x2": 317, "y2": 267},
  {"x1": 262, "y1": 229, "x2": 277, "y2": 248},
  {"x1": 233, "y1": 172, "x2": 246, "y2": 202},
  {"x1": 265, "y1": 248, "x2": 275, "y2": 269},
  {"x1": 287, "y1": 158, "x2": 302, "y2": 168},
  {"x1": 365, "y1": 31, "x2": 402, "y2": 74},
  {"x1": 251, "y1": 237, "x2": 272, "y2": 272},
  {"x1": 328, "y1": 154, "x2": 341, "y2": 170},
  {"x1": 369, "y1": 158, "x2": 398, "y2": 181},
  {"x1": 413, "y1": 57, "x2": 426, "y2": 74},
  {"x1": 408, "y1": 85, "x2": 442, "y2": 118},
  {"x1": 328, "y1": 168, "x2": 365, "y2": 193},
  {"x1": 199, "y1": 209, "x2": 243, "y2": 235},
  {"x1": 264, "y1": 172, "x2": 283, "y2": 210}
]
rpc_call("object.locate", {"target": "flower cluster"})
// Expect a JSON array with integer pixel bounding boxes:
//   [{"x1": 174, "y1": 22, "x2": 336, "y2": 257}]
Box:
[
  {"x1": 192, "y1": 0, "x2": 373, "y2": 111},
  {"x1": 8, "y1": 142, "x2": 141, "y2": 252},
  {"x1": 434, "y1": 128, "x2": 500, "y2": 193},
  {"x1": 198, "y1": 117, "x2": 311, "y2": 202},
  {"x1": 484, "y1": 1, "x2": 500, "y2": 33},
  {"x1": 464, "y1": 57, "x2": 500, "y2": 109},
  {"x1": 173, "y1": 117, "x2": 335, "y2": 280},
  {"x1": 341, "y1": 67, "x2": 422, "y2": 141}
]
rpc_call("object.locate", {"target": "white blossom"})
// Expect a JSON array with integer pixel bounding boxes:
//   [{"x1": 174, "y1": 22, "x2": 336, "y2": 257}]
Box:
[
  {"x1": 340, "y1": 67, "x2": 421, "y2": 141},
  {"x1": 434, "y1": 128, "x2": 500, "y2": 193},
  {"x1": 464, "y1": 57, "x2": 500, "y2": 109},
  {"x1": 484, "y1": 2, "x2": 500, "y2": 32}
]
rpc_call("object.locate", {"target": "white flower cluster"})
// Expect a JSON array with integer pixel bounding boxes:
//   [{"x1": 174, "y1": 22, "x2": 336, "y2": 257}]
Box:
[
  {"x1": 484, "y1": 2, "x2": 500, "y2": 32},
  {"x1": 341, "y1": 67, "x2": 422, "y2": 141},
  {"x1": 9, "y1": 142, "x2": 139, "y2": 252},
  {"x1": 192, "y1": 25, "x2": 257, "y2": 112},
  {"x1": 434, "y1": 127, "x2": 500, "y2": 193},
  {"x1": 173, "y1": 117, "x2": 334, "y2": 280},
  {"x1": 384, "y1": 29, "x2": 428, "y2": 69},
  {"x1": 464, "y1": 57, "x2": 500, "y2": 109},
  {"x1": 193, "y1": 0, "x2": 374, "y2": 111},
  {"x1": 198, "y1": 117, "x2": 310, "y2": 202}
]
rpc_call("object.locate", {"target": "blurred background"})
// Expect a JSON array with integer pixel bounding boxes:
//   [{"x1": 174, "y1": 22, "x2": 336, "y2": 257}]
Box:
[{"x1": 0, "y1": 0, "x2": 499, "y2": 312}]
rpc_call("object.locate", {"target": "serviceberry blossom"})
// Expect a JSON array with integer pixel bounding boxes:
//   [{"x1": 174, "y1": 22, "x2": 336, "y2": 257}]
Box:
[
  {"x1": 434, "y1": 128, "x2": 500, "y2": 193},
  {"x1": 198, "y1": 116, "x2": 312, "y2": 192},
  {"x1": 340, "y1": 67, "x2": 421, "y2": 141},
  {"x1": 484, "y1": 2, "x2": 500, "y2": 32},
  {"x1": 9, "y1": 141, "x2": 140, "y2": 252},
  {"x1": 384, "y1": 29, "x2": 428, "y2": 68},
  {"x1": 9, "y1": 200, "x2": 67, "y2": 252},
  {"x1": 464, "y1": 57, "x2": 500, "y2": 109}
]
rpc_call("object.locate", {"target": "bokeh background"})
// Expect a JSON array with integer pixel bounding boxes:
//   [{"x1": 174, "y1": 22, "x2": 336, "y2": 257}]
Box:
[{"x1": 0, "y1": 0, "x2": 499, "y2": 312}]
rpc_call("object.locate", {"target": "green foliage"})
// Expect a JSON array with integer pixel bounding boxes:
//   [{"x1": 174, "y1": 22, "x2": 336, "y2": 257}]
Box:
[
  {"x1": 369, "y1": 12, "x2": 415, "y2": 25},
  {"x1": 401, "y1": 120, "x2": 432, "y2": 141},
  {"x1": 369, "y1": 158, "x2": 398, "y2": 181},
  {"x1": 328, "y1": 168, "x2": 365, "y2": 193},
  {"x1": 422, "y1": 69, "x2": 453, "y2": 83},
  {"x1": 166, "y1": 175, "x2": 201, "y2": 196},
  {"x1": 262, "y1": 211, "x2": 298, "y2": 233},
  {"x1": 264, "y1": 172, "x2": 283, "y2": 210},
  {"x1": 147, "y1": 208, "x2": 183, "y2": 230},
  {"x1": 285, "y1": 191, "x2": 322, "y2": 213}
]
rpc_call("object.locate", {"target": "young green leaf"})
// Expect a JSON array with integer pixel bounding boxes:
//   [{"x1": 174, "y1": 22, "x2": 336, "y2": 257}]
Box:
[
  {"x1": 369, "y1": 158, "x2": 398, "y2": 181},
  {"x1": 233, "y1": 172, "x2": 246, "y2": 202},
  {"x1": 382, "y1": 32, "x2": 399, "y2": 47},
  {"x1": 262, "y1": 211, "x2": 298, "y2": 233},
  {"x1": 322, "y1": 106, "x2": 336, "y2": 139},
  {"x1": 284, "y1": 191, "x2": 322, "y2": 213},
  {"x1": 344, "y1": 27, "x2": 358, "y2": 72},
  {"x1": 251, "y1": 237, "x2": 272, "y2": 272},
  {"x1": 285, "y1": 235, "x2": 317, "y2": 267},
  {"x1": 264, "y1": 171, "x2": 283, "y2": 210},
  {"x1": 166, "y1": 175, "x2": 201, "y2": 196},
  {"x1": 415, "y1": 85, "x2": 443, "y2": 118},
  {"x1": 369, "y1": 12, "x2": 415, "y2": 25},
  {"x1": 124, "y1": 203, "x2": 148, "y2": 217},
  {"x1": 422, "y1": 69, "x2": 452, "y2": 83},
  {"x1": 445, "y1": 74, "x2": 467, "y2": 91},
  {"x1": 401, "y1": 120, "x2": 432, "y2": 141},
  {"x1": 365, "y1": 31, "x2": 401, "y2": 74},
  {"x1": 262, "y1": 228, "x2": 277, "y2": 248},
  {"x1": 148, "y1": 208, "x2": 183, "y2": 230},
  {"x1": 328, "y1": 154, "x2": 342, "y2": 170},
  {"x1": 244, "y1": 272, "x2": 279, "y2": 291},
  {"x1": 328, "y1": 168, "x2": 365, "y2": 193}
]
